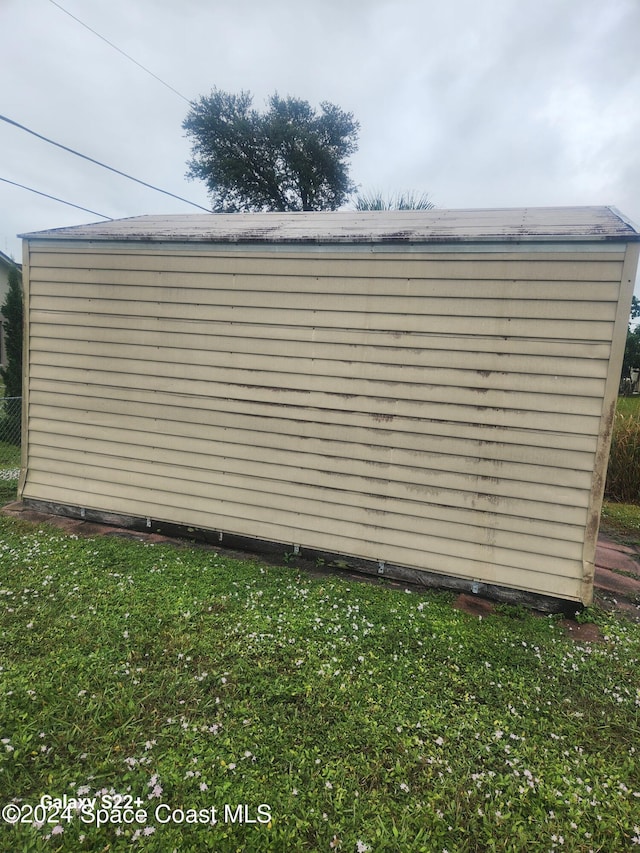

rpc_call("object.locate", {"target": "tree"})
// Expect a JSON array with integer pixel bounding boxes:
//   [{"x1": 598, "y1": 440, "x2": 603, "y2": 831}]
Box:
[
  {"x1": 354, "y1": 190, "x2": 435, "y2": 211},
  {"x1": 1, "y1": 264, "x2": 23, "y2": 399},
  {"x1": 183, "y1": 89, "x2": 359, "y2": 212},
  {"x1": 0, "y1": 264, "x2": 23, "y2": 444},
  {"x1": 620, "y1": 296, "x2": 640, "y2": 393}
]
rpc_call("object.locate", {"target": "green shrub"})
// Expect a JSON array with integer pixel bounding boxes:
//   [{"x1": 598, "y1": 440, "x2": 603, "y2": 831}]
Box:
[
  {"x1": 0, "y1": 397, "x2": 21, "y2": 447},
  {"x1": 605, "y1": 405, "x2": 640, "y2": 502},
  {"x1": 0, "y1": 265, "x2": 22, "y2": 401}
]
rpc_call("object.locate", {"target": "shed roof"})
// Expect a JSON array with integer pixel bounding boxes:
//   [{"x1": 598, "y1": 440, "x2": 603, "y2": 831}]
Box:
[
  {"x1": 20, "y1": 206, "x2": 640, "y2": 245},
  {"x1": 0, "y1": 249, "x2": 20, "y2": 269}
]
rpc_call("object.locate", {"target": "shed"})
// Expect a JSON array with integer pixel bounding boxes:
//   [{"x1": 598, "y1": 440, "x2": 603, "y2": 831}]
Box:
[{"x1": 18, "y1": 207, "x2": 640, "y2": 607}]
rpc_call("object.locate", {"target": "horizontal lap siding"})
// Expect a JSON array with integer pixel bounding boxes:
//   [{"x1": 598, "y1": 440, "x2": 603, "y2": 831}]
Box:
[{"x1": 23, "y1": 245, "x2": 625, "y2": 600}]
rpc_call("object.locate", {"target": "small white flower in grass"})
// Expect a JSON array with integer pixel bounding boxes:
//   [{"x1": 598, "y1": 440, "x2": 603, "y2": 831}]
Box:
[
  {"x1": 228, "y1": 763, "x2": 236, "y2": 770},
  {"x1": 51, "y1": 825, "x2": 64, "y2": 835},
  {"x1": 77, "y1": 785, "x2": 90, "y2": 796},
  {"x1": 292, "y1": 788, "x2": 298, "y2": 796},
  {"x1": 143, "y1": 826, "x2": 156, "y2": 836},
  {"x1": 399, "y1": 783, "x2": 410, "y2": 793},
  {"x1": 325, "y1": 781, "x2": 333, "y2": 790},
  {"x1": 200, "y1": 782, "x2": 208, "y2": 792},
  {"x1": 123, "y1": 631, "x2": 129, "y2": 639},
  {"x1": 435, "y1": 736, "x2": 444, "y2": 746}
]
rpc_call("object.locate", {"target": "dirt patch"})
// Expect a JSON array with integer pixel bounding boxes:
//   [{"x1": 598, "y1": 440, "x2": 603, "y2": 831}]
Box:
[
  {"x1": 594, "y1": 588, "x2": 640, "y2": 623},
  {"x1": 453, "y1": 593, "x2": 497, "y2": 617},
  {"x1": 557, "y1": 619, "x2": 604, "y2": 643}
]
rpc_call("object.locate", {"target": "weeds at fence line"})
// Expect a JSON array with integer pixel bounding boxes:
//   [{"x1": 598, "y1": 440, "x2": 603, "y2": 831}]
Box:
[
  {"x1": 0, "y1": 396, "x2": 21, "y2": 447},
  {"x1": 605, "y1": 401, "x2": 640, "y2": 503},
  {"x1": 0, "y1": 397, "x2": 21, "y2": 487}
]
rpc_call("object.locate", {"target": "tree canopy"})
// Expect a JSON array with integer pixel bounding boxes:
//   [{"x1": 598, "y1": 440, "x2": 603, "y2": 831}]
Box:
[
  {"x1": 622, "y1": 295, "x2": 640, "y2": 384},
  {"x1": 183, "y1": 89, "x2": 359, "y2": 212}
]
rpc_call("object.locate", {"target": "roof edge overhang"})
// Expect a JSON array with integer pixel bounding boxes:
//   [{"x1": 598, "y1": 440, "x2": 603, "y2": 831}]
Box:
[{"x1": 19, "y1": 206, "x2": 640, "y2": 245}]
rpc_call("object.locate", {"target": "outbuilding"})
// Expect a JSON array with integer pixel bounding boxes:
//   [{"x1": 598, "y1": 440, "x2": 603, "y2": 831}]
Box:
[{"x1": 18, "y1": 207, "x2": 640, "y2": 607}]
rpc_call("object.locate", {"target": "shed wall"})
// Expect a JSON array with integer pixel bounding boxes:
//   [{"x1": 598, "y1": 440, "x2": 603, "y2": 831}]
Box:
[{"x1": 20, "y1": 240, "x2": 636, "y2": 602}]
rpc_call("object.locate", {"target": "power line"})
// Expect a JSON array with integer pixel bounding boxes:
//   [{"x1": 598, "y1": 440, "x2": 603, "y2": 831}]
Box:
[
  {"x1": 0, "y1": 114, "x2": 211, "y2": 213},
  {"x1": 0, "y1": 177, "x2": 112, "y2": 219},
  {"x1": 48, "y1": 0, "x2": 193, "y2": 105}
]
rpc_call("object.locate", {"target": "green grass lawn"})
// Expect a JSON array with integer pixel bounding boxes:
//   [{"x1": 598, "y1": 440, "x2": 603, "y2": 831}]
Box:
[
  {"x1": 616, "y1": 395, "x2": 640, "y2": 416},
  {"x1": 0, "y1": 482, "x2": 17, "y2": 507},
  {"x1": 614, "y1": 395, "x2": 640, "y2": 418},
  {"x1": 0, "y1": 439, "x2": 20, "y2": 509},
  {"x1": 601, "y1": 500, "x2": 640, "y2": 541},
  {"x1": 0, "y1": 516, "x2": 638, "y2": 852},
  {"x1": 0, "y1": 442, "x2": 20, "y2": 473}
]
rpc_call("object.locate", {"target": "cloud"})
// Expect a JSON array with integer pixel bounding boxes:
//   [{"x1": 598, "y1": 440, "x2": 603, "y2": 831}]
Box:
[{"x1": 1, "y1": 0, "x2": 639, "y2": 261}]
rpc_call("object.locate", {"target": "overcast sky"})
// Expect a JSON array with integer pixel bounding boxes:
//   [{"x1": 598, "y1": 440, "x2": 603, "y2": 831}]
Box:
[{"x1": 2, "y1": 0, "x2": 639, "y2": 271}]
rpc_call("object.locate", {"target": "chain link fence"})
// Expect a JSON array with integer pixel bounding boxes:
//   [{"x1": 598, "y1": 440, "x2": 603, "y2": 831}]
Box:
[{"x1": 0, "y1": 397, "x2": 21, "y2": 481}]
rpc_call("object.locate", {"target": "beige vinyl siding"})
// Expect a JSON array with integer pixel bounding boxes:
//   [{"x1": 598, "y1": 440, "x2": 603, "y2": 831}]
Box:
[{"x1": 21, "y1": 241, "x2": 628, "y2": 603}]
